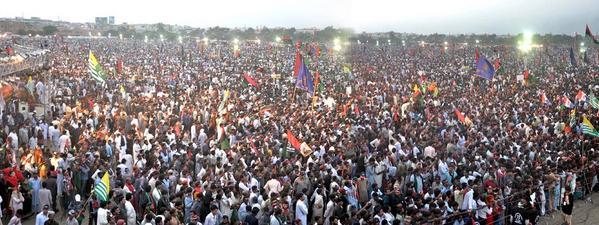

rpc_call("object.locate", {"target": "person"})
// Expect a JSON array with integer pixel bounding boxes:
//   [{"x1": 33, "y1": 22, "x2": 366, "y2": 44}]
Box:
[
  {"x1": 66, "y1": 210, "x2": 80, "y2": 225},
  {"x1": 295, "y1": 194, "x2": 308, "y2": 225},
  {"x1": 244, "y1": 207, "x2": 259, "y2": 225},
  {"x1": 97, "y1": 201, "x2": 111, "y2": 225},
  {"x1": 7, "y1": 209, "x2": 22, "y2": 225},
  {"x1": 35, "y1": 205, "x2": 50, "y2": 225},
  {"x1": 29, "y1": 173, "x2": 42, "y2": 213},
  {"x1": 562, "y1": 187, "x2": 574, "y2": 225},
  {"x1": 43, "y1": 211, "x2": 58, "y2": 225},
  {"x1": 124, "y1": 193, "x2": 137, "y2": 225},
  {"x1": 38, "y1": 182, "x2": 52, "y2": 212},
  {"x1": 204, "y1": 205, "x2": 221, "y2": 225}
]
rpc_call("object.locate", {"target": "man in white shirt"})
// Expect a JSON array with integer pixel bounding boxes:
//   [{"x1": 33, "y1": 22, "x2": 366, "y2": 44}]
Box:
[
  {"x1": 295, "y1": 194, "x2": 308, "y2": 225},
  {"x1": 124, "y1": 194, "x2": 137, "y2": 225},
  {"x1": 204, "y1": 205, "x2": 221, "y2": 225},
  {"x1": 97, "y1": 202, "x2": 110, "y2": 225},
  {"x1": 35, "y1": 205, "x2": 50, "y2": 225},
  {"x1": 58, "y1": 130, "x2": 70, "y2": 153}
]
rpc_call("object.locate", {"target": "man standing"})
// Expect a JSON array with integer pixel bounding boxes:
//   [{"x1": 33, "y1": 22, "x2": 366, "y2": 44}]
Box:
[
  {"x1": 29, "y1": 173, "x2": 42, "y2": 213},
  {"x1": 97, "y1": 201, "x2": 110, "y2": 225},
  {"x1": 204, "y1": 205, "x2": 221, "y2": 225},
  {"x1": 66, "y1": 210, "x2": 79, "y2": 225},
  {"x1": 34, "y1": 205, "x2": 50, "y2": 225},
  {"x1": 295, "y1": 194, "x2": 308, "y2": 225},
  {"x1": 124, "y1": 194, "x2": 136, "y2": 225},
  {"x1": 38, "y1": 182, "x2": 52, "y2": 212},
  {"x1": 43, "y1": 211, "x2": 58, "y2": 225}
]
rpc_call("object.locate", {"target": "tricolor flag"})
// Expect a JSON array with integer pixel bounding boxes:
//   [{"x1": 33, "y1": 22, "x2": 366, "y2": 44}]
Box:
[
  {"x1": 94, "y1": 172, "x2": 111, "y2": 202},
  {"x1": 581, "y1": 115, "x2": 599, "y2": 137},
  {"x1": 242, "y1": 73, "x2": 259, "y2": 89},
  {"x1": 286, "y1": 130, "x2": 301, "y2": 151},
  {"x1": 88, "y1": 51, "x2": 107, "y2": 84},
  {"x1": 575, "y1": 90, "x2": 587, "y2": 102},
  {"x1": 586, "y1": 24, "x2": 599, "y2": 45},
  {"x1": 562, "y1": 96, "x2": 574, "y2": 108}
]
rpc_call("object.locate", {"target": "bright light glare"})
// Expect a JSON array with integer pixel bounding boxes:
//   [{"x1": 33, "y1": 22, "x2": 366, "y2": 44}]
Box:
[
  {"x1": 178, "y1": 36, "x2": 183, "y2": 43},
  {"x1": 444, "y1": 41, "x2": 448, "y2": 45},
  {"x1": 518, "y1": 31, "x2": 534, "y2": 53},
  {"x1": 119, "y1": 34, "x2": 123, "y2": 39},
  {"x1": 233, "y1": 38, "x2": 239, "y2": 44},
  {"x1": 580, "y1": 42, "x2": 585, "y2": 46},
  {"x1": 275, "y1": 36, "x2": 281, "y2": 42},
  {"x1": 475, "y1": 39, "x2": 480, "y2": 44},
  {"x1": 97, "y1": 32, "x2": 101, "y2": 36}
]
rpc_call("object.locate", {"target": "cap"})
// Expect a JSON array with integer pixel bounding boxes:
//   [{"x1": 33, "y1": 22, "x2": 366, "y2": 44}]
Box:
[
  {"x1": 69, "y1": 210, "x2": 76, "y2": 216},
  {"x1": 43, "y1": 205, "x2": 50, "y2": 210}
]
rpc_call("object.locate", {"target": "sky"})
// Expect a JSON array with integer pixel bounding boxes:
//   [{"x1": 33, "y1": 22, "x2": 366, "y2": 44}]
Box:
[{"x1": 1, "y1": 0, "x2": 598, "y2": 34}]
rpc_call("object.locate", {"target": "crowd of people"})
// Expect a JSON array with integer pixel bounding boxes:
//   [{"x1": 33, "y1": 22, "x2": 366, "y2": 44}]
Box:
[{"x1": 0, "y1": 36, "x2": 597, "y2": 225}]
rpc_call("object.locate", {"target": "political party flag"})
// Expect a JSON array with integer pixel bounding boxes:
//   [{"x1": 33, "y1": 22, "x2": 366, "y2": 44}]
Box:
[
  {"x1": 413, "y1": 84, "x2": 421, "y2": 96},
  {"x1": 343, "y1": 65, "x2": 351, "y2": 74},
  {"x1": 581, "y1": 115, "x2": 599, "y2": 137},
  {"x1": 455, "y1": 109, "x2": 465, "y2": 123},
  {"x1": 88, "y1": 51, "x2": 107, "y2": 84},
  {"x1": 295, "y1": 56, "x2": 315, "y2": 95},
  {"x1": 475, "y1": 47, "x2": 479, "y2": 64},
  {"x1": 569, "y1": 47, "x2": 577, "y2": 67},
  {"x1": 562, "y1": 96, "x2": 574, "y2": 108},
  {"x1": 293, "y1": 51, "x2": 301, "y2": 77},
  {"x1": 569, "y1": 109, "x2": 577, "y2": 127},
  {"x1": 475, "y1": 57, "x2": 495, "y2": 80},
  {"x1": 94, "y1": 172, "x2": 111, "y2": 202},
  {"x1": 575, "y1": 90, "x2": 587, "y2": 102},
  {"x1": 286, "y1": 130, "x2": 301, "y2": 151},
  {"x1": 586, "y1": 24, "x2": 599, "y2": 45},
  {"x1": 590, "y1": 91, "x2": 599, "y2": 109},
  {"x1": 116, "y1": 59, "x2": 123, "y2": 75},
  {"x1": 242, "y1": 73, "x2": 259, "y2": 89},
  {"x1": 494, "y1": 58, "x2": 501, "y2": 72}
]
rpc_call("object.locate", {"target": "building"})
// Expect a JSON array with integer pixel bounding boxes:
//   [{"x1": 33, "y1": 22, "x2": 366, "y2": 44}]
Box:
[
  {"x1": 108, "y1": 16, "x2": 115, "y2": 25},
  {"x1": 95, "y1": 17, "x2": 108, "y2": 25}
]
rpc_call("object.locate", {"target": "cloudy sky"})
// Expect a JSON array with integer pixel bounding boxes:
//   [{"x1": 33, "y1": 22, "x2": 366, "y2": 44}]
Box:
[{"x1": 1, "y1": 0, "x2": 598, "y2": 34}]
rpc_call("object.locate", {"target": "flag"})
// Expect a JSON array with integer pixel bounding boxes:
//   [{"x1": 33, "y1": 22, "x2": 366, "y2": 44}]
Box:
[
  {"x1": 569, "y1": 47, "x2": 577, "y2": 67},
  {"x1": 590, "y1": 91, "x2": 599, "y2": 109},
  {"x1": 120, "y1": 84, "x2": 126, "y2": 95},
  {"x1": 286, "y1": 130, "x2": 301, "y2": 151},
  {"x1": 94, "y1": 172, "x2": 111, "y2": 202},
  {"x1": 343, "y1": 65, "x2": 351, "y2": 74},
  {"x1": 295, "y1": 56, "x2": 314, "y2": 95},
  {"x1": 413, "y1": 84, "x2": 421, "y2": 96},
  {"x1": 575, "y1": 90, "x2": 587, "y2": 102},
  {"x1": 581, "y1": 115, "x2": 599, "y2": 137},
  {"x1": 494, "y1": 58, "x2": 501, "y2": 72},
  {"x1": 242, "y1": 73, "x2": 259, "y2": 89},
  {"x1": 569, "y1": 109, "x2": 577, "y2": 127},
  {"x1": 293, "y1": 51, "x2": 301, "y2": 77},
  {"x1": 475, "y1": 47, "x2": 479, "y2": 64},
  {"x1": 116, "y1": 59, "x2": 123, "y2": 75},
  {"x1": 427, "y1": 82, "x2": 439, "y2": 96},
  {"x1": 88, "y1": 51, "x2": 107, "y2": 84},
  {"x1": 562, "y1": 96, "x2": 574, "y2": 108},
  {"x1": 586, "y1": 24, "x2": 599, "y2": 45},
  {"x1": 475, "y1": 57, "x2": 495, "y2": 80},
  {"x1": 455, "y1": 109, "x2": 465, "y2": 123}
]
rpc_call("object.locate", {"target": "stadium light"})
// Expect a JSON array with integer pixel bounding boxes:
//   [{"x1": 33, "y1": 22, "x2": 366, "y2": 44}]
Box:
[{"x1": 275, "y1": 36, "x2": 281, "y2": 42}]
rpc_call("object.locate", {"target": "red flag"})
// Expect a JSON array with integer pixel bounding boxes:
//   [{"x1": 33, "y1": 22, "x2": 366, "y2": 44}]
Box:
[
  {"x1": 6, "y1": 46, "x2": 13, "y2": 56},
  {"x1": 455, "y1": 109, "x2": 465, "y2": 123},
  {"x1": 286, "y1": 130, "x2": 301, "y2": 151},
  {"x1": 242, "y1": 72, "x2": 259, "y2": 89},
  {"x1": 475, "y1": 47, "x2": 479, "y2": 64},
  {"x1": 293, "y1": 51, "x2": 301, "y2": 77},
  {"x1": 494, "y1": 58, "x2": 501, "y2": 70},
  {"x1": 116, "y1": 59, "x2": 123, "y2": 75}
]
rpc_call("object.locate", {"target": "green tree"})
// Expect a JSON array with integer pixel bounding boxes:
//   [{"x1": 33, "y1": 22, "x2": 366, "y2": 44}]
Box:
[{"x1": 42, "y1": 25, "x2": 58, "y2": 35}]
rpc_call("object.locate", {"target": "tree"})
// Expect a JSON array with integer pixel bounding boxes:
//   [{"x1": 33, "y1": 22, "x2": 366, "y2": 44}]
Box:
[{"x1": 42, "y1": 26, "x2": 58, "y2": 35}]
